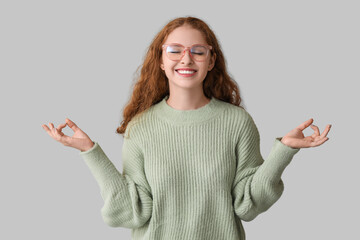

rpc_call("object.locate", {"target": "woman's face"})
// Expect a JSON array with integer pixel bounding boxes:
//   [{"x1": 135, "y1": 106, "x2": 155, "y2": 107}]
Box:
[{"x1": 160, "y1": 25, "x2": 216, "y2": 92}]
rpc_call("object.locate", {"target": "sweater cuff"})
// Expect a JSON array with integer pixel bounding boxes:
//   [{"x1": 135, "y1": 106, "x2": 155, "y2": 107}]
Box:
[
  {"x1": 260, "y1": 137, "x2": 300, "y2": 182},
  {"x1": 79, "y1": 142, "x2": 122, "y2": 186}
]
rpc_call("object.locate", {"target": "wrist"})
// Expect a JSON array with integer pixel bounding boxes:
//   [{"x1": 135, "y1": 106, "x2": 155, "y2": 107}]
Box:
[
  {"x1": 280, "y1": 137, "x2": 300, "y2": 150},
  {"x1": 81, "y1": 141, "x2": 95, "y2": 152},
  {"x1": 280, "y1": 137, "x2": 292, "y2": 147}
]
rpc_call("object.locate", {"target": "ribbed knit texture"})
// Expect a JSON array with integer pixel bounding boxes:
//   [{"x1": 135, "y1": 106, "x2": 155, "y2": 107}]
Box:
[{"x1": 79, "y1": 95, "x2": 300, "y2": 240}]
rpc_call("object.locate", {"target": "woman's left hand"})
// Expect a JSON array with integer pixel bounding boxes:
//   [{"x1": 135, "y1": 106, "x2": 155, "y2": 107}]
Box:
[{"x1": 281, "y1": 118, "x2": 332, "y2": 149}]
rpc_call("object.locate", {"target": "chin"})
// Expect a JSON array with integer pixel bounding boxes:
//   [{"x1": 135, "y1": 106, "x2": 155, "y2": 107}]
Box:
[{"x1": 171, "y1": 79, "x2": 204, "y2": 89}]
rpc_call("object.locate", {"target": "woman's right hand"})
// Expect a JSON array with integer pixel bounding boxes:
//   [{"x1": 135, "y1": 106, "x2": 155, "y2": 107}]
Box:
[{"x1": 42, "y1": 118, "x2": 94, "y2": 152}]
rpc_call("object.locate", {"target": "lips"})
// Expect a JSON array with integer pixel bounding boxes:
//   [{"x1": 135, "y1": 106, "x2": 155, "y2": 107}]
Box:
[
  {"x1": 175, "y1": 69, "x2": 197, "y2": 74},
  {"x1": 175, "y1": 69, "x2": 197, "y2": 77}
]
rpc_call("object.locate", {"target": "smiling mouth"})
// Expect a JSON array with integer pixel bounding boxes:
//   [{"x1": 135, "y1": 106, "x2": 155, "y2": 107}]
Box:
[{"x1": 176, "y1": 70, "x2": 197, "y2": 74}]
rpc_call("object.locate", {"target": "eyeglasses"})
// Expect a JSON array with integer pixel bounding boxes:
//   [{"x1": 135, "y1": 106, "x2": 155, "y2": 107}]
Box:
[{"x1": 162, "y1": 43, "x2": 212, "y2": 62}]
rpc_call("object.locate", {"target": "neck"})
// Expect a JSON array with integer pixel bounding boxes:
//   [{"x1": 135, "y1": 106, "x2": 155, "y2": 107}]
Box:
[
  {"x1": 166, "y1": 92, "x2": 210, "y2": 111},
  {"x1": 153, "y1": 95, "x2": 223, "y2": 125}
]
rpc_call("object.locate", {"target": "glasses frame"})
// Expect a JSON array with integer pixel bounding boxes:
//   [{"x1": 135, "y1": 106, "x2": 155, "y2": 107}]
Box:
[{"x1": 162, "y1": 43, "x2": 213, "y2": 62}]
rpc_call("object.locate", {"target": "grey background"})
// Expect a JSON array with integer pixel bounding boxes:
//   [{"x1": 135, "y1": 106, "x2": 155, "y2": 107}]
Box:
[{"x1": 1, "y1": 0, "x2": 358, "y2": 239}]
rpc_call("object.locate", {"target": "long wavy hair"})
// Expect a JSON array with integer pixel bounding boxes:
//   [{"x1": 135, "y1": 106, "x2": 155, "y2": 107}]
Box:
[{"x1": 117, "y1": 16, "x2": 244, "y2": 137}]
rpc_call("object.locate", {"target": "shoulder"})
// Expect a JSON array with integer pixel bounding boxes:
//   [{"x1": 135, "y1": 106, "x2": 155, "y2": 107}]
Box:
[
  {"x1": 124, "y1": 105, "x2": 156, "y2": 139},
  {"x1": 213, "y1": 99, "x2": 260, "y2": 142},
  {"x1": 214, "y1": 98, "x2": 254, "y2": 124}
]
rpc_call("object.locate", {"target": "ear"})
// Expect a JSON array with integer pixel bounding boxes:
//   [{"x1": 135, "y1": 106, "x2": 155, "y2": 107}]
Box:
[
  {"x1": 208, "y1": 53, "x2": 216, "y2": 71},
  {"x1": 160, "y1": 59, "x2": 165, "y2": 71}
]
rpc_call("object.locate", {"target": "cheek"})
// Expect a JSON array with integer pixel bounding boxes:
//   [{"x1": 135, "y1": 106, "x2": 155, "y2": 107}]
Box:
[
  {"x1": 162, "y1": 58, "x2": 174, "y2": 71},
  {"x1": 199, "y1": 63, "x2": 210, "y2": 72},
  {"x1": 166, "y1": 63, "x2": 176, "y2": 72}
]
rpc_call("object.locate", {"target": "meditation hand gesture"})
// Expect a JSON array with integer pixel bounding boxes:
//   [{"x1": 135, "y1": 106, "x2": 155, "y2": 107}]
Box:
[
  {"x1": 42, "y1": 118, "x2": 94, "y2": 152},
  {"x1": 281, "y1": 118, "x2": 332, "y2": 149}
]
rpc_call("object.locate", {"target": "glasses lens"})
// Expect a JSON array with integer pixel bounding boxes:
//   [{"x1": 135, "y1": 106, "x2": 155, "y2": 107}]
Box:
[
  {"x1": 190, "y1": 46, "x2": 208, "y2": 61},
  {"x1": 166, "y1": 45, "x2": 184, "y2": 61}
]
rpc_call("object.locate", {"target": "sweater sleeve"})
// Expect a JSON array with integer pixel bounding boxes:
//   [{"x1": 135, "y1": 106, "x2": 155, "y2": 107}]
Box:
[
  {"x1": 79, "y1": 132, "x2": 153, "y2": 228},
  {"x1": 231, "y1": 111, "x2": 300, "y2": 222}
]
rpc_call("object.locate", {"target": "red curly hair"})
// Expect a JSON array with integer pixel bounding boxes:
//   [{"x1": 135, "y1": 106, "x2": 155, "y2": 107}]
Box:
[{"x1": 116, "y1": 16, "x2": 244, "y2": 136}]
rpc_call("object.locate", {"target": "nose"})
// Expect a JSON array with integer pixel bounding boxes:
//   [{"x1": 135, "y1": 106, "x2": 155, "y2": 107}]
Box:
[{"x1": 180, "y1": 49, "x2": 193, "y2": 64}]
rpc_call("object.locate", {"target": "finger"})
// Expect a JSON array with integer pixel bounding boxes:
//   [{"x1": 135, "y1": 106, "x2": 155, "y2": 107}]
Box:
[
  {"x1": 53, "y1": 126, "x2": 67, "y2": 140},
  {"x1": 53, "y1": 125, "x2": 59, "y2": 134},
  {"x1": 57, "y1": 123, "x2": 67, "y2": 131},
  {"x1": 310, "y1": 124, "x2": 320, "y2": 137},
  {"x1": 296, "y1": 118, "x2": 314, "y2": 131},
  {"x1": 42, "y1": 124, "x2": 53, "y2": 135},
  {"x1": 49, "y1": 123, "x2": 58, "y2": 134},
  {"x1": 43, "y1": 124, "x2": 58, "y2": 139},
  {"x1": 53, "y1": 127, "x2": 60, "y2": 137},
  {"x1": 52, "y1": 129, "x2": 62, "y2": 143},
  {"x1": 320, "y1": 124, "x2": 332, "y2": 138},
  {"x1": 313, "y1": 135, "x2": 329, "y2": 145},
  {"x1": 66, "y1": 118, "x2": 79, "y2": 132},
  {"x1": 310, "y1": 137, "x2": 329, "y2": 147},
  {"x1": 56, "y1": 123, "x2": 67, "y2": 136}
]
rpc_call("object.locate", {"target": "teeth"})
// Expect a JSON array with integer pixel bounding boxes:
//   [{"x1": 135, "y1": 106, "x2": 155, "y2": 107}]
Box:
[{"x1": 177, "y1": 70, "x2": 195, "y2": 74}]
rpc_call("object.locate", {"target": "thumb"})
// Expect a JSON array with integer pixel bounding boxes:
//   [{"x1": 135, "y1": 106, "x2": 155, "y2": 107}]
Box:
[{"x1": 65, "y1": 118, "x2": 80, "y2": 132}]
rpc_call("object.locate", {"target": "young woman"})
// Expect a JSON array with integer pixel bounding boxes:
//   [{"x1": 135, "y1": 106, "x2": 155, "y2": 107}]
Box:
[{"x1": 42, "y1": 16, "x2": 331, "y2": 240}]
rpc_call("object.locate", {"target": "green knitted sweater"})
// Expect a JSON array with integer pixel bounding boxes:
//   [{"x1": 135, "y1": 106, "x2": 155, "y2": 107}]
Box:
[{"x1": 79, "y1": 95, "x2": 300, "y2": 240}]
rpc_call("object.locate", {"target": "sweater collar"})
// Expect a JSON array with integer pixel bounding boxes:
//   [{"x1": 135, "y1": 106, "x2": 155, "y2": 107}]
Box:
[{"x1": 153, "y1": 95, "x2": 223, "y2": 125}]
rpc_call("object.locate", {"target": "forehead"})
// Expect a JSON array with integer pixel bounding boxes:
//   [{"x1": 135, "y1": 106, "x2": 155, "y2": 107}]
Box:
[{"x1": 165, "y1": 25, "x2": 208, "y2": 45}]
